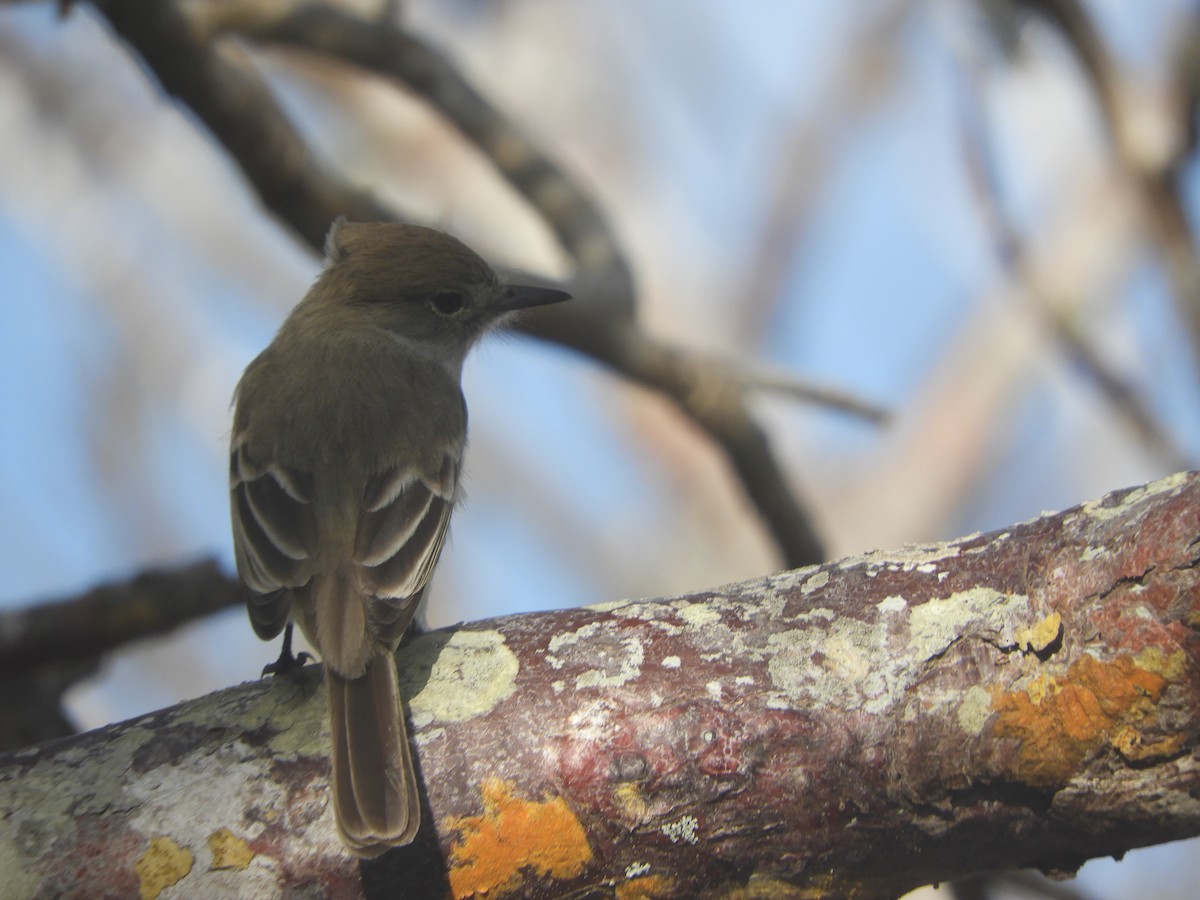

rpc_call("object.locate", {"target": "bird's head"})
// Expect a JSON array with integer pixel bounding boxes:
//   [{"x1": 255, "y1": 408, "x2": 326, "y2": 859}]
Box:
[{"x1": 309, "y1": 220, "x2": 569, "y2": 368}]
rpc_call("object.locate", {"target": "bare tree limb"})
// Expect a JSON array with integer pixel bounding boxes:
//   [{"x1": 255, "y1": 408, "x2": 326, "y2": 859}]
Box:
[
  {"x1": 0, "y1": 559, "x2": 244, "y2": 677},
  {"x1": 0, "y1": 560, "x2": 247, "y2": 750},
  {"x1": 191, "y1": 0, "x2": 632, "y2": 292},
  {"x1": 3, "y1": 472, "x2": 1197, "y2": 898},
  {"x1": 720, "y1": 355, "x2": 889, "y2": 423}
]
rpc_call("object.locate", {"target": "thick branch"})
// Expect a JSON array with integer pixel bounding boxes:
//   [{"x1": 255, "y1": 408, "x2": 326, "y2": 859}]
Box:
[{"x1": 3, "y1": 473, "x2": 1198, "y2": 898}]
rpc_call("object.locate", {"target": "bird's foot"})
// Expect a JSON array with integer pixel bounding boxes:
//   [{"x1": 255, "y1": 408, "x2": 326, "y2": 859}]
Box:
[{"x1": 262, "y1": 622, "x2": 314, "y2": 679}]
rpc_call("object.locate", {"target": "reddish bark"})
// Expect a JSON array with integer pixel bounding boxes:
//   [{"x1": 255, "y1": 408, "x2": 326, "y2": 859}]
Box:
[{"x1": 1, "y1": 474, "x2": 1197, "y2": 899}]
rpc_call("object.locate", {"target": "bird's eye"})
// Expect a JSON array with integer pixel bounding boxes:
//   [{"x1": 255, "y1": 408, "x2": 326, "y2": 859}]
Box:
[{"x1": 429, "y1": 291, "x2": 467, "y2": 317}]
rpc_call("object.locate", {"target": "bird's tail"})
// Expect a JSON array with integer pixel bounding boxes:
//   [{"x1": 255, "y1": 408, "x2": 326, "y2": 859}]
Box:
[{"x1": 327, "y1": 652, "x2": 420, "y2": 857}]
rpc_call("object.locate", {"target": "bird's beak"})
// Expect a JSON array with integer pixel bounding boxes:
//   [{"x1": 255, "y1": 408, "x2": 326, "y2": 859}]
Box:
[{"x1": 495, "y1": 283, "x2": 572, "y2": 312}]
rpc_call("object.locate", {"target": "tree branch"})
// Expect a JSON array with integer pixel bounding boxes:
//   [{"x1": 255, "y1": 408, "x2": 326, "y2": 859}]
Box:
[
  {"x1": 88, "y1": 0, "x2": 390, "y2": 247},
  {"x1": 3, "y1": 472, "x2": 1197, "y2": 898},
  {"x1": 0, "y1": 560, "x2": 247, "y2": 750},
  {"x1": 0, "y1": 559, "x2": 244, "y2": 676}
]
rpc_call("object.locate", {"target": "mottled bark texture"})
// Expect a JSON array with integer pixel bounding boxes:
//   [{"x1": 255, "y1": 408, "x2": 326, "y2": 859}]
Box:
[{"x1": 2, "y1": 473, "x2": 1198, "y2": 899}]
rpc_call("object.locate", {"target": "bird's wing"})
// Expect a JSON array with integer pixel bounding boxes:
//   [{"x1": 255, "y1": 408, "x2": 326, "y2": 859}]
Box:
[
  {"x1": 353, "y1": 453, "x2": 459, "y2": 645},
  {"x1": 230, "y1": 437, "x2": 318, "y2": 639}
]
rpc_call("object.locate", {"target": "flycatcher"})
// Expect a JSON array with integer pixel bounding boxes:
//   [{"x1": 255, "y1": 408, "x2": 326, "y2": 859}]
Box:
[{"x1": 229, "y1": 220, "x2": 568, "y2": 857}]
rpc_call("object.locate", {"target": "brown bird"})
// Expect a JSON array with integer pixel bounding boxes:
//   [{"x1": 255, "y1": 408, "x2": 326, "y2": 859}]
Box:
[{"x1": 229, "y1": 221, "x2": 568, "y2": 856}]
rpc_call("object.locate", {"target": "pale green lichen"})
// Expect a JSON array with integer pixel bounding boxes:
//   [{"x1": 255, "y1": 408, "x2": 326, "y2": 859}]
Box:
[
  {"x1": 546, "y1": 621, "x2": 647, "y2": 690},
  {"x1": 576, "y1": 636, "x2": 645, "y2": 689},
  {"x1": 908, "y1": 589, "x2": 1030, "y2": 660},
  {"x1": 767, "y1": 617, "x2": 893, "y2": 712},
  {"x1": 0, "y1": 683, "x2": 299, "y2": 899},
  {"x1": 1080, "y1": 471, "x2": 1187, "y2": 522},
  {"x1": 733, "y1": 578, "x2": 793, "y2": 620},
  {"x1": 584, "y1": 598, "x2": 634, "y2": 614},
  {"x1": 793, "y1": 607, "x2": 837, "y2": 623},
  {"x1": 661, "y1": 815, "x2": 699, "y2": 844},
  {"x1": 956, "y1": 685, "x2": 993, "y2": 733},
  {"x1": 0, "y1": 836, "x2": 37, "y2": 899},
  {"x1": 836, "y1": 541, "x2": 964, "y2": 574},
  {"x1": 414, "y1": 726, "x2": 447, "y2": 747},
  {"x1": 800, "y1": 570, "x2": 830, "y2": 595},
  {"x1": 0, "y1": 718, "x2": 160, "y2": 878},
  {"x1": 172, "y1": 678, "x2": 325, "y2": 761},
  {"x1": 767, "y1": 588, "x2": 1034, "y2": 715},
  {"x1": 549, "y1": 622, "x2": 602, "y2": 653},
  {"x1": 877, "y1": 595, "x2": 907, "y2": 614},
  {"x1": 677, "y1": 603, "x2": 722, "y2": 628},
  {"x1": 406, "y1": 629, "x2": 519, "y2": 726},
  {"x1": 611, "y1": 601, "x2": 685, "y2": 634}
]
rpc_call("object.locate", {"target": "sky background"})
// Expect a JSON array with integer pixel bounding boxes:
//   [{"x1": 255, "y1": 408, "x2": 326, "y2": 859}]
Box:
[{"x1": 2, "y1": 1, "x2": 1199, "y2": 896}]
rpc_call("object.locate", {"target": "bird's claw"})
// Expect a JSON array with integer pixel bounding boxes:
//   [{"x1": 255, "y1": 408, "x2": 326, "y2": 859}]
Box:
[{"x1": 263, "y1": 622, "x2": 314, "y2": 680}]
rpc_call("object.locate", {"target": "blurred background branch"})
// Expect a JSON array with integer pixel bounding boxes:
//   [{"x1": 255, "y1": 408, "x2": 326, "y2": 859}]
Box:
[{"x1": 0, "y1": 560, "x2": 243, "y2": 750}]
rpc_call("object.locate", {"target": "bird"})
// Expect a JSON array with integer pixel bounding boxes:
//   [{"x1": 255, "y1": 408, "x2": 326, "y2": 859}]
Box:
[{"x1": 229, "y1": 220, "x2": 569, "y2": 856}]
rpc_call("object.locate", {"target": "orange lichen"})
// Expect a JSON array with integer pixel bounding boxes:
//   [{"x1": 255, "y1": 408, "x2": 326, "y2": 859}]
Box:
[
  {"x1": 1111, "y1": 725, "x2": 1186, "y2": 762},
  {"x1": 991, "y1": 653, "x2": 1171, "y2": 788},
  {"x1": 448, "y1": 778, "x2": 593, "y2": 898},
  {"x1": 717, "y1": 874, "x2": 814, "y2": 897},
  {"x1": 616, "y1": 874, "x2": 677, "y2": 899},
  {"x1": 614, "y1": 781, "x2": 650, "y2": 823},
  {"x1": 135, "y1": 836, "x2": 193, "y2": 900},
  {"x1": 1014, "y1": 612, "x2": 1062, "y2": 654},
  {"x1": 207, "y1": 827, "x2": 254, "y2": 871}
]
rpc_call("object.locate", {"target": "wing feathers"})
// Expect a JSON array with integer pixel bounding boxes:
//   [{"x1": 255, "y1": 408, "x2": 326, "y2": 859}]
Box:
[
  {"x1": 230, "y1": 441, "x2": 316, "y2": 632},
  {"x1": 234, "y1": 488, "x2": 309, "y2": 589},
  {"x1": 360, "y1": 496, "x2": 451, "y2": 602},
  {"x1": 355, "y1": 484, "x2": 434, "y2": 567},
  {"x1": 231, "y1": 442, "x2": 458, "y2": 649},
  {"x1": 362, "y1": 466, "x2": 415, "y2": 513},
  {"x1": 243, "y1": 473, "x2": 316, "y2": 560}
]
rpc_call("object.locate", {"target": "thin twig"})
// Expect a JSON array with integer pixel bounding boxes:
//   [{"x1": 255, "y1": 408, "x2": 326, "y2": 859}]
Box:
[{"x1": 710, "y1": 356, "x2": 890, "y2": 424}]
